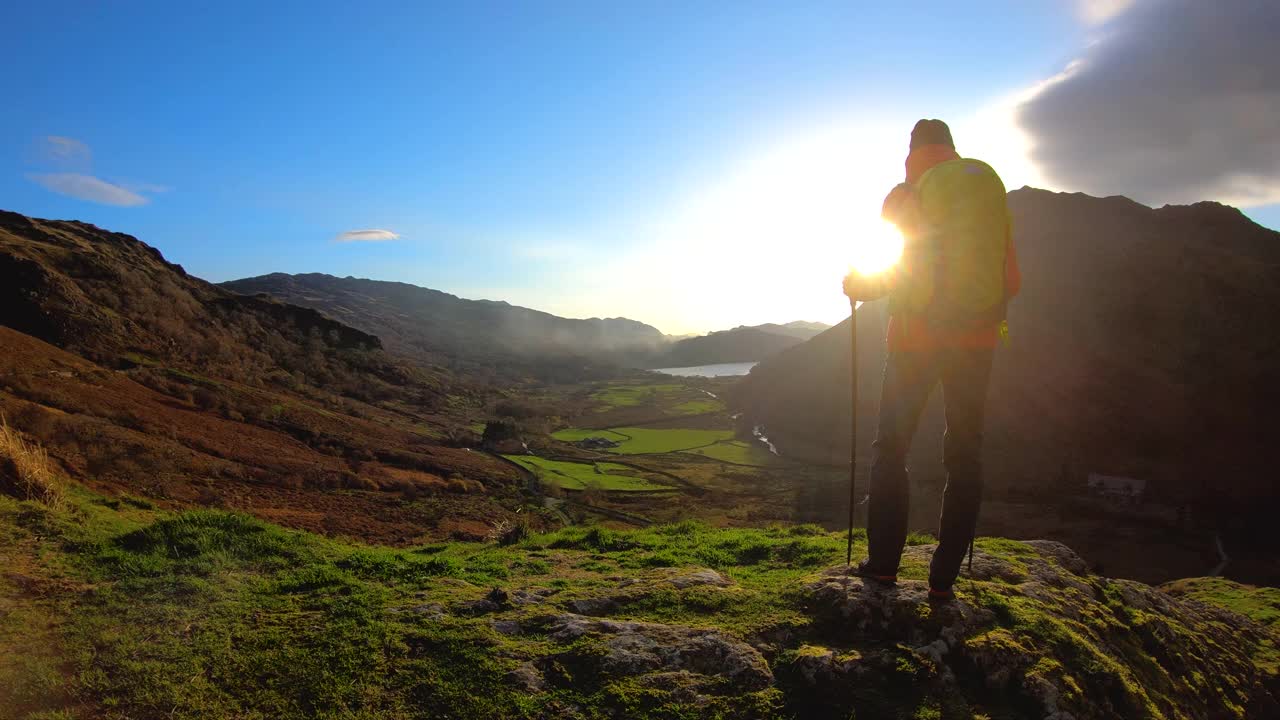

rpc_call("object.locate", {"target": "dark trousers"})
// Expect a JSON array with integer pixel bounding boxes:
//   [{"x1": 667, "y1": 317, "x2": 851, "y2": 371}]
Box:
[{"x1": 865, "y1": 347, "x2": 994, "y2": 590}]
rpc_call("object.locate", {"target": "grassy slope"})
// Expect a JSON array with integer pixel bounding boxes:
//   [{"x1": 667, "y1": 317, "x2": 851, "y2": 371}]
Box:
[
  {"x1": 0, "y1": 489, "x2": 918, "y2": 719},
  {"x1": 4, "y1": 489, "x2": 1276, "y2": 719},
  {"x1": 502, "y1": 456, "x2": 675, "y2": 492},
  {"x1": 1163, "y1": 577, "x2": 1280, "y2": 632}
]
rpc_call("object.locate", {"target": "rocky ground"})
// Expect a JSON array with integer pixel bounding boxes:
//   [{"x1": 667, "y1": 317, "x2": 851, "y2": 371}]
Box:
[{"x1": 418, "y1": 540, "x2": 1278, "y2": 719}]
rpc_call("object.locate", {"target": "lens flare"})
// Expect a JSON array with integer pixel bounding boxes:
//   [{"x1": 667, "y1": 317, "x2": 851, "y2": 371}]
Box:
[{"x1": 848, "y1": 218, "x2": 904, "y2": 277}]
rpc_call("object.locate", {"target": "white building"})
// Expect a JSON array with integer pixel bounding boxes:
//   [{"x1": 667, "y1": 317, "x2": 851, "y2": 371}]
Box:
[{"x1": 1087, "y1": 473, "x2": 1147, "y2": 504}]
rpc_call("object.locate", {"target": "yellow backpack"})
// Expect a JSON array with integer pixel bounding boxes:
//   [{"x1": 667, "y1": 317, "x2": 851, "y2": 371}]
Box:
[{"x1": 890, "y1": 158, "x2": 1011, "y2": 328}]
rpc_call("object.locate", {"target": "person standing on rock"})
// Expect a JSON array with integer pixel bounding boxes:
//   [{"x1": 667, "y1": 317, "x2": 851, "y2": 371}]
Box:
[{"x1": 842, "y1": 118, "x2": 1021, "y2": 601}]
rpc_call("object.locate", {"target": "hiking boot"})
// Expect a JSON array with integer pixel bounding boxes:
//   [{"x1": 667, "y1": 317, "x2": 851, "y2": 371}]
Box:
[
  {"x1": 927, "y1": 587, "x2": 955, "y2": 604},
  {"x1": 852, "y1": 559, "x2": 897, "y2": 585}
]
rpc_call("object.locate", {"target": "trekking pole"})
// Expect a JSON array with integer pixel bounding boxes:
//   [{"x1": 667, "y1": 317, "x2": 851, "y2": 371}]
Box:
[{"x1": 845, "y1": 297, "x2": 859, "y2": 565}]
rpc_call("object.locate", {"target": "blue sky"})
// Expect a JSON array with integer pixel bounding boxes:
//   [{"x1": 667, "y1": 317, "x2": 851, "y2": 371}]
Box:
[{"x1": 4, "y1": 1, "x2": 1278, "y2": 334}]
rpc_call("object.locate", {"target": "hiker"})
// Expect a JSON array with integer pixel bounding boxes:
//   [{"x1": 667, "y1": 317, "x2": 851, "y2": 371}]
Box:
[{"x1": 842, "y1": 118, "x2": 1021, "y2": 601}]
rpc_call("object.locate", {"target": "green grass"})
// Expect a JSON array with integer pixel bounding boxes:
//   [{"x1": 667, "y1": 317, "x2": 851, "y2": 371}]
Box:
[
  {"x1": 1162, "y1": 577, "x2": 1280, "y2": 631},
  {"x1": 502, "y1": 455, "x2": 674, "y2": 492},
  {"x1": 590, "y1": 384, "x2": 683, "y2": 409},
  {"x1": 588, "y1": 383, "x2": 725, "y2": 417},
  {"x1": 559, "y1": 427, "x2": 734, "y2": 455},
  {"x1": 550, "y1": 428, "x2": 630, "y2": 443},
  {"x1": 1, "y1": 493, "x2": 857, "y2": 718},
  {"x1": 669, "y1": 398, "x2": 723, "y2": 415},
  {"x1": 608, "y1": 427, "x2": 734, "y2": 454},
  {"x1": 553, "y1": 427, "x2": 734, "y2": 454},
  {"x1": 683, "y1": 440, "x2": 779, "y2": 466},
  {"x1": 4, "y1": 486, "x2": 1274, "y2": 720},
  {"x1": 0, "y1": 494, "x2": 547, "y2": 719}
]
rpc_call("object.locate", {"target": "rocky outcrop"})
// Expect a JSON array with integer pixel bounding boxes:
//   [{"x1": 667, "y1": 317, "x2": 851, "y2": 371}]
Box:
[
  {"x1": 785, "y1": 541, "x2": 1279, "y2": 719},
  {"x1": 521, "y1": 613, "x2": 773, "y2": 694},
  {"x1": 414, "y1": 545, "x2": 1279, "y2": 718}
]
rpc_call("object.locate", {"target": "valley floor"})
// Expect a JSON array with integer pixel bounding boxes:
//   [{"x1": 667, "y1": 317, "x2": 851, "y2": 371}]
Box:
[{"x1": 512, "y1": 374, "x2": 1272, "y2": 587}]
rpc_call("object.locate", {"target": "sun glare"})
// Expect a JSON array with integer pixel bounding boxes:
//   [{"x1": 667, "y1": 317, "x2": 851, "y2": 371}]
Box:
[
  {"x1": 607, "y1": 106, "x2": 1035, "y2": 333},
  {"x1": 626, "y1": 123, "x2": 909, "y2": 330},
  {"x1": 848, "y1": 218, "x2": 904, "y2": 277}
]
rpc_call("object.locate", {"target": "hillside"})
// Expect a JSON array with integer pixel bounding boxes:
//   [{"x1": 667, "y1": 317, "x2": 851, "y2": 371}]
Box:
[
  {"x1": 0, "y1": 210, "x2": 529, "y2": 542},
  {"x1": 0, "y1": 211, "x2": 447, "y2": 406},
  {"x1": 222, "y1": 273, "x2": 666, "y2": 381},
  {"x1": 733, "y1": 189, "x2": 1280, "y2": 578},
  {"x1": 652, "y1": 327, "x2": 802, "y2": 367},
  {"x1": 649, "y1": 322, "x2": 831, "y2": 368},
  {"x1": 751, "y1": 320, "x2": 831, "y2": 340},
  {"x1": 2, "y1": 489, "x2": 1276, "y2": 718}
]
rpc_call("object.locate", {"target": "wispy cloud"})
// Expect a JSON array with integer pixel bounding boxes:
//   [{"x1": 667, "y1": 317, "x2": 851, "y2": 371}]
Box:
[
  {"x1": 334, "y1": 229, "x2": 401, "y2": 243},
  {"x1": 1076, "y1": 0, "x2": 1136, "y2": 25},
  {"x1": 44, "y1": 135, "x2": 92, "y2": 167},
  {"x1": 121, "y1": 180, "x2": 172, "y2": 194},
  {"x1": 28, "y1": 136, "x2": 167, "y2": 207},
  {"x1": 27, "y1": 173, "x2": 149, "y2": 207}
]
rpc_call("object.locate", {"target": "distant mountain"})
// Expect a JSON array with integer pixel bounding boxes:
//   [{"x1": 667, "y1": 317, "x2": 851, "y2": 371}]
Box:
[
  {"x1": 222, "y1": 273, "x2": 666, "y2": 381},
  {"x1": 733, "y1": 188, "x2": 1280, "y2": 552},
  {"x1": 747, "y1": 320, "x2": 831, "y2": 341},
  {"x1": 649, "y1": 321, "x2": 831, "y2": 368}
]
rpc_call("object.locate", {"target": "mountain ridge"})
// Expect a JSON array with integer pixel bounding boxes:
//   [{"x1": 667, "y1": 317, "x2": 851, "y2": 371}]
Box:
[
  {"x1": 0, "y1": 209, "x2": 531, "y2": 542},
  {"x1": 650, "y1": 325, "x2": 816, "y2": 367},
  {"x1": 222, "y1": 272, "x2": 667, "y2": 381}
]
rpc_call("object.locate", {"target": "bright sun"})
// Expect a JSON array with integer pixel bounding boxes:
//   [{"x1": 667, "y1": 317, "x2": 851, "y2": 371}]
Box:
[
  {"x1": 848, "y1": 218, "x2": 904, "y2": 277},
  {"x1": 640, "y1": 124, "x2": 910, "y2": 330},
  {"x1": 595, "y1": 106, "x2": 1042, "y2": 334}
]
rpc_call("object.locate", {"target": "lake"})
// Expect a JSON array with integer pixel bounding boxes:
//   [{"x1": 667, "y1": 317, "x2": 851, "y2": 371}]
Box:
[{"x1": 651, "y1": 361, "x2": 757, "y2": 377}]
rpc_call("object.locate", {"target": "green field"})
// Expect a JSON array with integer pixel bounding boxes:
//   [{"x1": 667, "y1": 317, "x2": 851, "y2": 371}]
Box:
[
  {"x1": 503, "y1": 455, "x2": 674, "y2": 492},
  {"x1": 670, "y1": 398, "x2": 723, "y2": 415},
  {"x1": 683, "y1": 440, "x2": 779, "y2": 466},
  {"x1": 591, "y1": 383, "x2": 683, "y2": 409},
  {"x1": 550, "y1": 428, "x2": 630, "y2": 443},
  {"x1": 553, "y1": 426, "x2": 733, "y2": 454}
]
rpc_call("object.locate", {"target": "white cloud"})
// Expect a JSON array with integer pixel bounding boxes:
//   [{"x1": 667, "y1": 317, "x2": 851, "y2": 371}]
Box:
[
  {"x1": 28, "y1": 136, "x2": 167, "y2": 206},
  {"x1": 121, "y1": 180, "x2": 172, "y2": 194},
  {"x1": 334, "y1": 229, "x2": 401, "y2": 242},
  {"x1": 1020, "y1": 0, "x2": 1280, "y2": 207},
  {"x1": 27, "y1": 173, "x2": 149, "y2": 207},
  {"x1": 44, "y1": 135, "x2": 92, "y2": 167},
  {"x1": 1076, "y1": 0, "x2": 1136, "y2": 25}
]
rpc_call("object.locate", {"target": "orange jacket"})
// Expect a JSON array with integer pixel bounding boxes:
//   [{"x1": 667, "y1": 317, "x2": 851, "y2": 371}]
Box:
[{"x1": 886, "y1": 144, "x2": 1021, "y2": 352}]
